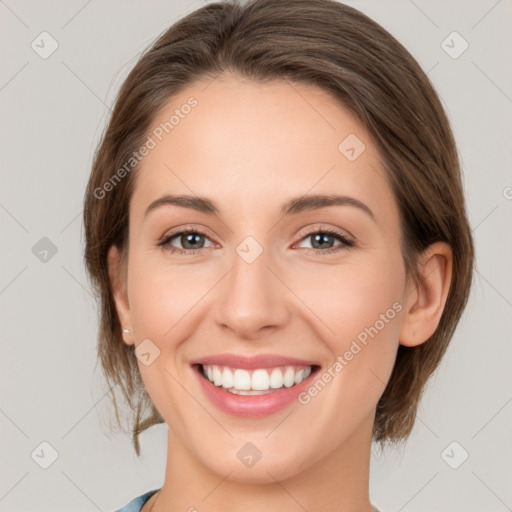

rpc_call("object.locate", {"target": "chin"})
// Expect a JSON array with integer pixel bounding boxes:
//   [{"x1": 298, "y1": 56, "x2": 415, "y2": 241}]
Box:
[{"x1": 196, "y1": 443, "x2": 313, "y2": 485}]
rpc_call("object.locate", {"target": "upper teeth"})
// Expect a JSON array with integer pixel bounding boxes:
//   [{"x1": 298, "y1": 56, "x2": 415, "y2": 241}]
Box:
[{"x1": 202, "y1": 365, "x2": 312, "y2": 393}]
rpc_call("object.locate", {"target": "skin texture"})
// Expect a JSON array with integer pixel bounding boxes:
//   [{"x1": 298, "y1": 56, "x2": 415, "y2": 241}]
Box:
[{"x1": 108, "y1": 74, "x2": 453, "y2": 512}]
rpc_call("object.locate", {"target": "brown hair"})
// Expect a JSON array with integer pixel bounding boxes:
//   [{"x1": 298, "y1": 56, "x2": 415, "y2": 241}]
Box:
[{"x1": 83, "y1": 0, "x2": 474, "y2": 456}]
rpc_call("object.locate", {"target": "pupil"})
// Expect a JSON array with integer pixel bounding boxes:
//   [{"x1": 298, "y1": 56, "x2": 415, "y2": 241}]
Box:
[
  {"x1": 183, "y1": 233, "x2": 203, "y2": 249},
  {"x1": 313, "y1": 233, "x2": 333, "y2": 249}
]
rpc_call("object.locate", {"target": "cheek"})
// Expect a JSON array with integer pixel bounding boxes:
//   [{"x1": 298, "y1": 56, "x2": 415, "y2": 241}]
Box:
[
  {"x1": 289, "y1": 253, "x2": 404, "y2": 405},
  {"x1": 290, "y1": 255, "x2": 404, "y2": 347},
  {"x1": 127, "y1": 253, "x2": 212, "y2": 340},
  {"x1": 125, "y1": 255, "x2": 203, "y2": 423}
]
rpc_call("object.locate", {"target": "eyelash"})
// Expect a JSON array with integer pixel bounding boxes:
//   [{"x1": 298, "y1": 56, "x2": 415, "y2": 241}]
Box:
[{"x1": 157, "y1": 225, "x2": 355, "y2": 256}]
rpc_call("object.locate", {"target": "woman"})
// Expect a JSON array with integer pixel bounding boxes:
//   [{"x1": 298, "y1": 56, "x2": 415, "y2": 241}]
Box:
[{"x1": 83, "y1": 0, "x2": 474, "y2": 510}]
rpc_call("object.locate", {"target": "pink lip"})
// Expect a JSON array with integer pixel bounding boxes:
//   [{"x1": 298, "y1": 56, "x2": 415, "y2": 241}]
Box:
[
  {"x1": 191, "y1": 362, "x2": 320, "y2": 418},
  {"x1": 189, "y1": 353, "x2": 319, "y2": 370}
]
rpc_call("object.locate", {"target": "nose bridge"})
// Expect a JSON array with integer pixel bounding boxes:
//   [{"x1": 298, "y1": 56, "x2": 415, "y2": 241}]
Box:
[{"x1": 214, "y1": 234, "x2": 289, "y2": 338}]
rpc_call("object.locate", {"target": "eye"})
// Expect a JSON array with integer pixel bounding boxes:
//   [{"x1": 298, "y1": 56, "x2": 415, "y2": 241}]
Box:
[
  {"x1": 158, "y1": 227, "x2": 214, "y2": 255},
  {"x1": 158, "y1": 226, "x2": 355, "y2": 256},
  {"x1": 294, "y1": 227, "x2": 355, "y2": 255}
]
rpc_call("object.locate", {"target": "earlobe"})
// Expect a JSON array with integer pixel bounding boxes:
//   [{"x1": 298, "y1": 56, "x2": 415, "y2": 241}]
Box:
[
  {"x1": 107, "y1": 245, "x2": 134, "y2": 346},
  {"x1": 399, "y1": 242, "x2": 453, "y2": 347}
]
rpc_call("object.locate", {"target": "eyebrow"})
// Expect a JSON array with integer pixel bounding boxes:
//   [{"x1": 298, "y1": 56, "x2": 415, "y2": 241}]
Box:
[{"x1": 143, "y1": 193, "x2": 376, "y2": 222}]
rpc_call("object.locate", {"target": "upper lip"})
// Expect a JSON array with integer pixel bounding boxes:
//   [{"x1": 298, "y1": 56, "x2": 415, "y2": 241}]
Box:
[{"x1": 190, "y1": 353, "x2": 319, "y2": 370}]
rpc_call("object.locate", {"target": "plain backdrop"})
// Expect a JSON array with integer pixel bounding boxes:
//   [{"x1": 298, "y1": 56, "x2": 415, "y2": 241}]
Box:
[{"x1": 0, "y1": 1, "x2": 511, "y2": 511}]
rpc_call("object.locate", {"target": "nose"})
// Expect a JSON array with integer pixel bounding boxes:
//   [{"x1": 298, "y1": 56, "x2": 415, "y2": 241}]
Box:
[{"x1": 213, "y1": 243, "x2": 291, "y2": 341}]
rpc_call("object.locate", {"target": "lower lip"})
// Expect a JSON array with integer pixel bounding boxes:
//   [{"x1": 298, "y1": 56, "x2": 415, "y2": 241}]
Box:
[{"x1": 192, "y1": 365, "x2": 319, "y2": 417}]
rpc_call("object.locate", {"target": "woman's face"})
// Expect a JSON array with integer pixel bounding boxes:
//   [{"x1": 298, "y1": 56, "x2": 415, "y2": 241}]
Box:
[{"x1": 111, "y1": 74, "x2": 410, "y2": 482}]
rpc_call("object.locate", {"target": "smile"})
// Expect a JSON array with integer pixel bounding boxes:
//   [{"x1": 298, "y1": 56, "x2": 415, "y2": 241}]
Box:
[
  {"x1": 201, "y1": 364, "x2": 313, "y2": 395},
  {"x1": 191, "y1": 355, "x2": 321, "y2": 416}
]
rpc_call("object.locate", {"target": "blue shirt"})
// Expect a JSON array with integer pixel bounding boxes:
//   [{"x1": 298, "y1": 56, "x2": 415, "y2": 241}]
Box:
[
  {"x1": 113, "y1": 489, "x2": 159, "y2": 512},
  {"x1": 114, "y1": 489, "x2": 382, "y2": 512}
]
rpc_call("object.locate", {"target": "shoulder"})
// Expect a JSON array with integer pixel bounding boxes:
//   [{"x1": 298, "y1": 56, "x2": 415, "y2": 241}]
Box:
[{"x1": 112, "y1": 489, "x2": 159, "y2": 512}]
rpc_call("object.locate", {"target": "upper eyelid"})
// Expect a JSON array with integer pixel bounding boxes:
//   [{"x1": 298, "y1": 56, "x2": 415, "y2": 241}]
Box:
[
  {"x1": 161, "y1": 226, "x2": 215, "y2": 246},
  {"x1": 162, "y1": 225, "x2": 350, "y2": 238},
  {"x1": 162, "y1": 224, "x2": 215, "y2": 239},
  {"x1": 295, "y1": 224, "x2": 353, "y2": 241}
]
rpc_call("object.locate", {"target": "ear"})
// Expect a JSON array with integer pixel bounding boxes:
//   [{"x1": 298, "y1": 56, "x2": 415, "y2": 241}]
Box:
[
  {"x1": 107, "y1": 245, "x2": 134, "y2": 346},
  {"x1": 399, "y1": 241, "x2": 453, "y2": 347}
]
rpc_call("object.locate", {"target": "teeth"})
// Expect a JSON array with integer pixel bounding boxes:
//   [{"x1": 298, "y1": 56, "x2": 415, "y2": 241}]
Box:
[
  {"x1": 201, "y1": 364, "x2": 314, "y2": 392},
  {"x1": 212, "y1": 366, "x2": 223, "y2": 386},
  {"x1": 221, "y1": 367, "x2": 234, "y2": 388},
  {"x1": 283, "y1": 367, "x2": 295, "y2": 387},
  {"x1": 294, "y1": 368, "x2": 305, "y2": 385},
  {"x1": 233, "y1": 369, "x2": 251, "y2": 390},
  {"x1": 251, "y1": 369, "x2": 270, "y2": 390},
  {"x1": 269, "y1": 368, "x2": 283, "y2": 389}
]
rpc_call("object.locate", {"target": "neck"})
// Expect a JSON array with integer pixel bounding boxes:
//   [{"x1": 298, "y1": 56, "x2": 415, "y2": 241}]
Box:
[{"x1": 151, "y1": 415, "x2": 374, "y2": 512}]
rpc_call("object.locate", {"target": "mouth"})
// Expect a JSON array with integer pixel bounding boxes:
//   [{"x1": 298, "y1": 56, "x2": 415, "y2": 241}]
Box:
[
  {"x1": 193, "y1": 363, "x2": 321, "y2": 395},
  {"x1": 189, "y1": 353, "x2": 322, "y2": 416}
]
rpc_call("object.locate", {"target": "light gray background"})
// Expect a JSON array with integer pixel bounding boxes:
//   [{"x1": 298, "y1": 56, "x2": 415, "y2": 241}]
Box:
[{"x1": 1, "y1": 0, "x2": 511, "y2": 511}]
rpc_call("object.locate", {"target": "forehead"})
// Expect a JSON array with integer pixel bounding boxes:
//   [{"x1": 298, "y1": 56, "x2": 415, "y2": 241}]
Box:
[{"x1": 130, "y1": 75, "x2": 396, "y2": 225}]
